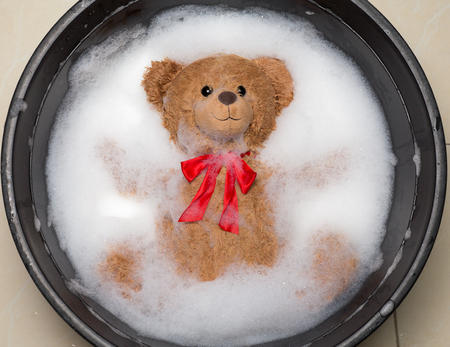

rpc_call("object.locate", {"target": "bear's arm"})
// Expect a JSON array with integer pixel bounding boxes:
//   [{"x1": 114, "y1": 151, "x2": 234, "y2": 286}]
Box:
[
  {"x1": 96, "y1": 138, "x2": 176, "y2": 199},
  {"x1": 294, "y1": 149, "x2": 349, "y2": 188},
  {"x1": 256, "y1": 149, "x2": 350, "y2": 192}
]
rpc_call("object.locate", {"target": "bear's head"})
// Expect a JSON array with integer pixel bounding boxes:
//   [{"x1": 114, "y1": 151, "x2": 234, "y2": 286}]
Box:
[{"x1": 142, "y1": 54, "x2": 293, "y2": 154}]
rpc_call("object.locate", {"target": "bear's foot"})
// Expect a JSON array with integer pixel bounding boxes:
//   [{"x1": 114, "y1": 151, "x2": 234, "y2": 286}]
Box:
[
  {"x1": 98, "y1": 243, "x2": 143, "y2": 298},
  {"x1": 310, "y1": 231, "x2": 358, "y2": 301}
]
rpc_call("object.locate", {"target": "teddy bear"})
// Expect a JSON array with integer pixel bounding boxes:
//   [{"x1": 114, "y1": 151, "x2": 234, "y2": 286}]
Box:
[{"x1": 98, "y1": 54, "x2": 358, "y2": 301}]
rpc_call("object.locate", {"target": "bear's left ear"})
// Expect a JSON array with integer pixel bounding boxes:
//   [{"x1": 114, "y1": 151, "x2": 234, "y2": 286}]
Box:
[
  {"x1": 141, "y1": 58, "x2": 184, "y2": 112},
  {"x1": 253, "y1": 57, "x2": 294, "y2": 112}
]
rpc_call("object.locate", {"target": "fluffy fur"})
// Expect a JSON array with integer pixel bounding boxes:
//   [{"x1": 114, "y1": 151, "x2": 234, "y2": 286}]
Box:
[
  {"x1": 142, "y1": 54, "x2": 292, "y2": 281},
  {"x1": 100, "y1": 54, "x2": 358, "y2": 300}
]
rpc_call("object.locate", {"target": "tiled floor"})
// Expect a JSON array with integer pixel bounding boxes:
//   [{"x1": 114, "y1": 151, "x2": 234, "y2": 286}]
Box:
[{"x1": 0, "y1": 0, "x2": 449, "y2": 346}]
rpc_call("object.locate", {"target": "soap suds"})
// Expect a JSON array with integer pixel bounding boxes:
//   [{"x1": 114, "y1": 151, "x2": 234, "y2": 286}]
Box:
[{"x1": 46, "y1": 5, "x2": 395, "y2": 346}]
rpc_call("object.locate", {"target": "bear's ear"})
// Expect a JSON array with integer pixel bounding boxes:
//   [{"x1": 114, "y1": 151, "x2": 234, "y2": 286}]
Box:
[
  {"x1": 253, "y1": 57, "x2": 294, "y2": 112},
  {"x1": 141, "y1": 58, "x2": 184, "y2": 112}
]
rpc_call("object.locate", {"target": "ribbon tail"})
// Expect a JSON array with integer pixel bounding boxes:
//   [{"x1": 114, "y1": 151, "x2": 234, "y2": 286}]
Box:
[
  {"x1": 219, "y1": 167, "x2": 240, "y2": 234},
  {"x1": 235, "y1": 160, "x2": 257, "y2": 194},
  {"x1": 179, "y1": 166, "x2": 219, "y2": 223}
]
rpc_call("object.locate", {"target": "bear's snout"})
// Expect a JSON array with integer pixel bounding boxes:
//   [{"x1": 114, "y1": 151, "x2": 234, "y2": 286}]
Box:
[{"x1": 218, "y1": 91, "x2": 237, "y2": 106}]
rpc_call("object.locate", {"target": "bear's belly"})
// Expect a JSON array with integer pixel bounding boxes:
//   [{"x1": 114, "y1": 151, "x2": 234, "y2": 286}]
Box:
[{"x1": 161, "y1": 166, "x2": 279, "y2": 281}]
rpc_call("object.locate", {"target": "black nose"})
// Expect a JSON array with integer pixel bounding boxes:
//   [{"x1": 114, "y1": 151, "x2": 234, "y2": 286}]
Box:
[{"x1": 218, "y1": 91, "x2": 237, "y2": 106}]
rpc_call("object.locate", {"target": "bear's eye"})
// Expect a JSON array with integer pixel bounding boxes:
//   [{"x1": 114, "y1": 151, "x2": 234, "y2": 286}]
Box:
[
  {"x1": 201, "y1": 86, "x2": 213, "y2": 97},
  {"x1": 237, "y1": 86, "x2": 246, "y2": 97}
]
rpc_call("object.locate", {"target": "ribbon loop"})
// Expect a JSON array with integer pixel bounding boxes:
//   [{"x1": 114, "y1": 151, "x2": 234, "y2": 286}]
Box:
[
  {"x1": 180, "y1": 154, "x2": 209, "y2": 182},
  {"x1": 178, "y1": 152, "x2": 256, "y2": 234},
  {"x1": 232, "y1": 159, "x2": 257, "y2": 194}
]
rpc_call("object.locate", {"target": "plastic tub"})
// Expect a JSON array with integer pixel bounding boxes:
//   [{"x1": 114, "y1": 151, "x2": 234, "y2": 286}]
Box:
[{"x1": 2, "y1": 0, "x2": 446, "y2": 346}]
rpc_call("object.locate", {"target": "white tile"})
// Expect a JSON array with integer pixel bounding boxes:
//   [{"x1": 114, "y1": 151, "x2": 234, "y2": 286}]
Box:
[
  {"x1": 369, "y1": 0, "x2": 450, "y2": 142},
  {"x1": 368, "y1": 1, "x2": 450, "y2": 345},
  {"x1": 0, "y1": 1, "x2": 89, "y2": 346},
  {"x1": 395, "y1": 147, "x2": 450, "y2": 346}
]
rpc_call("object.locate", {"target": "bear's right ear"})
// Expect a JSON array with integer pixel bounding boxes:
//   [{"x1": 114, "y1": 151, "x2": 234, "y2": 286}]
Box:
[{"x1": 141, "y1": 58, "x2": 184, "y2": 112}]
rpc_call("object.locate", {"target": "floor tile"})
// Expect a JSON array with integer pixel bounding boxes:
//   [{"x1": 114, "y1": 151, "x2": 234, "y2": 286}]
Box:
[
  {"x1": 0, "y1": 0, "x2": 79, "y2": 133},
  {"x1": 395, "y1": 146, "x2": 450, "y2": 346},
  {"x1": 0, "y1": 1, "x2": 89, "y2": 346},
  {"x1": 0, "y1": 213, "x2": 92, "y2": 347},
  {"x1": 368, "y1": 0, "x2": 450, "y2": 141},
  {"x1": 369, "y1": 2, "x2": 450, "y2": 344}
]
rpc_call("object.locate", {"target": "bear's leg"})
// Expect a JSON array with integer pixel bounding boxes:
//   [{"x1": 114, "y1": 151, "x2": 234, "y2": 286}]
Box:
[
  {"x1": 309, "y1": 231, "x2": 358, "y2": 301},
  {"x1": 238, "y1": 187, "x2": 278, "y2": 267},
  {"x1": 238, "y1": 224, "x2": 278, "y2": 267},
  {"x1": 158, "y1": 214, "x2": 241, "y2": 281},
  {"x1": 98, "y1": 243, "x2": 143, "y2": 298}
]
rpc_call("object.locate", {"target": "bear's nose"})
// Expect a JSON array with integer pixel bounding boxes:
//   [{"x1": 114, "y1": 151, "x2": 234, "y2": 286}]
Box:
[{"x1": 218, "y1": 91, "x2": 237, "y2": 106}]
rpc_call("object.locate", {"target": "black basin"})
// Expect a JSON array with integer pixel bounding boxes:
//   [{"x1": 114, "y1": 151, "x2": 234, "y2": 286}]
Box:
[{"x1": 2, "y1": 0, "x2": 446, "y2": 346}]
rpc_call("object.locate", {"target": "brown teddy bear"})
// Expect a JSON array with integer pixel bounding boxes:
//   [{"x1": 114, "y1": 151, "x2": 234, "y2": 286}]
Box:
[{"x1": 98, "y1": 54, "x2": 358, "y2": 301}]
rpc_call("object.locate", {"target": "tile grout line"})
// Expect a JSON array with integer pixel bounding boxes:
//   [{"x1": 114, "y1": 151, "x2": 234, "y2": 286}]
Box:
[{"x1": 393, "y1": 310, "x2": 401, "y2": 347}]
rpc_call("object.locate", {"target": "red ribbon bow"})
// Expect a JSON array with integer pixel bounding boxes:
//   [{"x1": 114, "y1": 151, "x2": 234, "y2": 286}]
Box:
[{"x1": 178, "y1": 152, "x2": 256, "y2": 234}]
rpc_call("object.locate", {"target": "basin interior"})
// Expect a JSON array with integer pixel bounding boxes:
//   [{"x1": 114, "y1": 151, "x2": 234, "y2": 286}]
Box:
[{"x1": 6, "y1": 0, "x2": 444, "y2": 346}]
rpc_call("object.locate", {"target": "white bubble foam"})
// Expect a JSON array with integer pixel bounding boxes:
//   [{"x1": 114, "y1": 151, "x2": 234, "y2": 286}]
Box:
[{"x1": 46, "y1": 5, "x2": 395, "y2": 346}]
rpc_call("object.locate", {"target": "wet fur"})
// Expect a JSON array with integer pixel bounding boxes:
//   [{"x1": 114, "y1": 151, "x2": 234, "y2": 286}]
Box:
[{"x1": 100, "y1": 54, "x2": 358, "y2": 300}]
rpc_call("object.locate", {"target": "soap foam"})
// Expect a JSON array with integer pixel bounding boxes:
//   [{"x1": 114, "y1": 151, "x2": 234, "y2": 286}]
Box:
[{"x1": 46, "y1": 5, "x2": 396, "y2": 346}]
